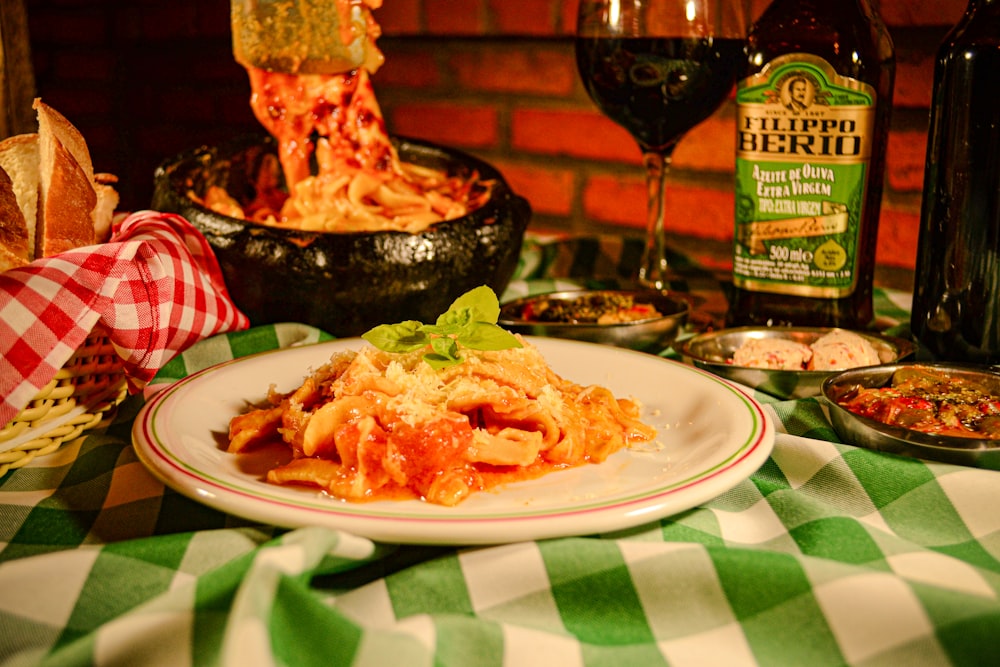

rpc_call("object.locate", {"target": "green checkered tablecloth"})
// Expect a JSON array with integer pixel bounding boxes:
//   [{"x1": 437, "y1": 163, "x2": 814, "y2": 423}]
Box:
[{"x1": 2, "y1": 236, "x2": 998, "y2": 666}]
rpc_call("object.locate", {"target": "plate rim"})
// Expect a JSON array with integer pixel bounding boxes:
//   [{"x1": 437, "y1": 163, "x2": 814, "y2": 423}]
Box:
[{"x1": 133, "y1": 336, "x2": 775, "y2": 544}]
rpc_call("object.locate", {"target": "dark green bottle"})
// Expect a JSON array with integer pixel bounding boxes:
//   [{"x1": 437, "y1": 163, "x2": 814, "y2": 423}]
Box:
[{"x1": 911, "y1": 0, "x2": 1000, "y2": 362}]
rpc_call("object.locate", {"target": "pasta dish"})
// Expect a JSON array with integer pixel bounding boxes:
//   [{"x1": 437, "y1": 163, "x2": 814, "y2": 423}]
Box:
[
  {"x1": 227, "y1": 338, "x2": 657, "y2": 506},
  {"x1": 203, "y1": 0, "x2": 494, "y2": 233}
]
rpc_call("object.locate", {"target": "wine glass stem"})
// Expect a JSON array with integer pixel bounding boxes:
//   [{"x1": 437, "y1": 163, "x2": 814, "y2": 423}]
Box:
[{"x1": 638, "y1": 150, "x2": 674, "y2": 290}]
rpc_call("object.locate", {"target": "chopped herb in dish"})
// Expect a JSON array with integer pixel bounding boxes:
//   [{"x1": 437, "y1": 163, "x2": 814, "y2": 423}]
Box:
[{"x1": 521, "y1": 293, "x2": 662, "y2": 325}]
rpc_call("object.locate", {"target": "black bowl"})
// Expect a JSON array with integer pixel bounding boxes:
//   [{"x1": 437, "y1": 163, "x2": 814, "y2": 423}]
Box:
[{"x1": 152, "y1": 134, "x2": 531, "y2": 337}]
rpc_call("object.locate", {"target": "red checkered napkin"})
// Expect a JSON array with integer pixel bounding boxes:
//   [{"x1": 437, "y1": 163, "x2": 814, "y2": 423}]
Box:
[{"x1": 0, "y1": 210, "x2": 249, "y2": 427}]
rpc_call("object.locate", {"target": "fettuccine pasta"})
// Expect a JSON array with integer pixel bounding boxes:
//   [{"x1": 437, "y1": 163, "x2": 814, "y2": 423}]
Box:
[
  {"x1": 201, "y1": 1, "x2": 493, "y2": 233},
  {"x1": 228, "y1": 337, "x2": 656, "y2": 506}
]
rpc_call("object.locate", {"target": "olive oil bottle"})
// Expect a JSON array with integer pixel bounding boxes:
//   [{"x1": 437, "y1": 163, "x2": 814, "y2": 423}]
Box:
[{"x1": 727, "y1": 0, "x2": 895, "y2": 328}]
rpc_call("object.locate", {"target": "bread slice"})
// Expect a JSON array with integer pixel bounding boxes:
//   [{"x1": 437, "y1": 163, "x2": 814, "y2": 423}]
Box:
[
  {"x1": 34, "y1": 99, "x2": 97, "y2": 257},
  {"x1": 0, "y1": 166, "x2": 30, "y2": 271},
  {"x1": 93, "y1": 173, "x2": 119, "y2": 242},
  {"x1": 36, "y1": 137, "x2": 97, "y2": 257},
  {"x1": 33, "y1": 99, "x2": 94, "y2": 183},
  {"x1": 0, "y1": 133, "x2": 40, "y2": 258}
]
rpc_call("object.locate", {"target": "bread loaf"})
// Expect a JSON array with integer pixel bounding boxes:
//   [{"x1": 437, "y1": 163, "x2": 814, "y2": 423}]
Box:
[
  {"x1": 0, "y1": 99, "x2": 117, "y2": 267},
  {"x1": 0, "y1": 166, "x2": 29, "y2": 271}
]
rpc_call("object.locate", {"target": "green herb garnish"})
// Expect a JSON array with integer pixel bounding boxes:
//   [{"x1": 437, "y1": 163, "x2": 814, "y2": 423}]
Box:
[{"x1": 362, "y1": 286, "x2": 522, "y2": 369}]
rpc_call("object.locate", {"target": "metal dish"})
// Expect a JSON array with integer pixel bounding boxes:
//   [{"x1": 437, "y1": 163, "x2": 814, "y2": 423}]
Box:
[
  {"x1": 822, "y1": 363, "x2": 1000, "y2": 470},
  {"x1": 498, "y1": 289, "x2": 689, "y2": 353},
  {"x1": 677, "y1": 326, "x2": 917, "y2": 399}
]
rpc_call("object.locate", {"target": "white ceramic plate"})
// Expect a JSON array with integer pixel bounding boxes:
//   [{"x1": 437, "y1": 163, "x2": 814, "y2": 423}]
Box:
[{"x1": 133, "y1": 337, "x2": 774, "y2": 545}]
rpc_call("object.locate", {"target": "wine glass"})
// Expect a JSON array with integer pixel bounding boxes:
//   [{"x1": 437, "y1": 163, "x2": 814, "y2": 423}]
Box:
[{"x1": 576, "y1": 0, "x2": 748, "y2": 290}]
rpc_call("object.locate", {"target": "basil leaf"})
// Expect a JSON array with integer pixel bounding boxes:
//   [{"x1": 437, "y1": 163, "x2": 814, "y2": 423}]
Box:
[
  {"x1": 419, "y1": 322, "x2": 458, "y2": 336},
  {"x1": 429, "y1": 335, "x2": 460, "y2": 360},
  {"x1": 447, "y1": 285, "x2": 501, "y2": 324},
  {"x1": 362, "y1": 321, "x2": 428, "y2": 352},
  {"x1": 423, "y1": 353, "x2": 462, "y2": 370},
  {"x1": 361, "y1": 286, "x2": 520, "y2": 368},
  {"x1": 458, "y1": 322, "x2": 523, "y2": 351},
  {"x1": 435, "y1": 306, "x2": 472, "y2": 329}
]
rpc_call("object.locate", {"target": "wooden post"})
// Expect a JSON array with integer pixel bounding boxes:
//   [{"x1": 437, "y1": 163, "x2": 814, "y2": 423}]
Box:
[{"x1": 0, "y1": 0, "x2": 36, "y2": 139}]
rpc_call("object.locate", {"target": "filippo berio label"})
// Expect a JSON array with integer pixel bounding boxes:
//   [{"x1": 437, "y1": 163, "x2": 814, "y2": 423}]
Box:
[{"x1": 733, "y1": 54, "x2": 877, "y2": 298}]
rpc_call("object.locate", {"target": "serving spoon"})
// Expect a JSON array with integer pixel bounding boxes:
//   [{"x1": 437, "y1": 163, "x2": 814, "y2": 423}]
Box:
[{"x1": 230, "y1": 0, "x2": 382, "y2": 74}]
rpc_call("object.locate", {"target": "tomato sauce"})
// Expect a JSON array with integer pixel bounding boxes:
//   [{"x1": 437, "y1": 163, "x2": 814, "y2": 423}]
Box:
[{"x1": 837, "y1": 368, "x2": 1000, "y2": 439}]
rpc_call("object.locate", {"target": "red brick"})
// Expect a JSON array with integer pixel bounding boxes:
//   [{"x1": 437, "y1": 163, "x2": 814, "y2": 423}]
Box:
[
  {"x1": 218, "y1": 91, "x2": 260, "y2": 127},
  {"x1": 195, "y1": 1, "x2": 231, "y2": 39},
  {"x1": 79, "y1": 124, "x2": 117, "y2": 159},
  {"x1": 744, "y1": 0, "x2": 963, "y2": 27},
  {"x1": 136, "y1": 123, "x2": 197, "y2": 158},
  {"x1": 672, "y1": 114, "x2": 736, "y2": 173},
  {"x1": 880, "y1": 0, "x2": 965, "y2": 27},
  {"x1": 750, "y1": 0, "x2": 770, "y2": 21},
  {"x1": 875, "y1": 208, "x2": 920, "y2": 270},
  {"x1": 493, "y1": 161, "x2": 575, "y2": 216},
  {"x1": 27, "y1": 9, "x2": 108, "y2": 45},
  {"x1": 663, "y1": 185, "x2": 734, "y2": 241},
  {"x1": 124, "y1": 46, "x2": 241, "y2": 88},
  {"x1": 451, "y1": 48, "x2": 577, "y2": 96},
  {"x1": 191, "y1": 55, "x2": 248, "y2": 84},
  {"x1": 514, "y1": 106, "x2": 736, "y2": 171},
  {"x1": 376, "y1": 0, "x2": 422, "y2": 35},
  {"x1": 894, "y1": 51, "x2": 936, "y2": 109},
  {"x1": 136, "y1": 4, "x2": 201, "y2": 40},
  {"x1": 886, "y1": 130, "x2": 928, "y2": 193},
  {"x1": 583, "y1": 173, "x2": 645, "y2": 228},
  {"x1": 558, "y1": 0, "x2": 579, "y2": 34},
  {"x1": 512, "y1": 108, "x2": 641, "y2": 164},
  {"x1": 51, "y1": 50, "x2": 116, "y2": 82},
  {"x1": 375, "y1": 51, "x2": 442, "y2": 89},
  {"x1": 36, "y1": 88, "x2": 113, "y2": 119},
  {"x1": 583, "y1": 175, "x2": 734, "y2": 241},
  {"x1": 425, "y1": 0, "x2": 486, "y2": 35},
  {"x1": 388, "y1": 103, "x2": 500, "y2": 149},
  {"x1": 489, "y1": 0, "x2": 559, "y2": 36},
  {"x1": 150, "y1": 87, "x2": 223, "y2": 125}
]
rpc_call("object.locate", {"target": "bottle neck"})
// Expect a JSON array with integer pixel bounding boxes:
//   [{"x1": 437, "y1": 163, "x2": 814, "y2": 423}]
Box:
[
  {"x1": 766, "y1": 0, "x2": 871, "y2": 10},
  {"x1": 756, "y1": 0, "x2": 878, "y2": 25},
  {"x1": 965, "y1": 0, "x2": 1000, "y2": 16},
  {"x1": 961, "y1": 0, "x2": 1000, "y2": 26}
]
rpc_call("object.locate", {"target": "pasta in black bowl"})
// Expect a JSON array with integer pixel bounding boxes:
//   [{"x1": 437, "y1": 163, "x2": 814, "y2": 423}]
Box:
[{"x1": 152, "y1": 134, "x2": 531, "y2": 337}]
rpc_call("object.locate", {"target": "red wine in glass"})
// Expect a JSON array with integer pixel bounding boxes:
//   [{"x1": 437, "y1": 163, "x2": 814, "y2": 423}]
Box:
[{"x1": 576, "y1": 37, "x2": 744, "y2": 153}]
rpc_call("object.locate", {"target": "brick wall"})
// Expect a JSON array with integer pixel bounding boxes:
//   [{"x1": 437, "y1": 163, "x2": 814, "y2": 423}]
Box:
[{"x1": 21, "y1": 0, "x2": 967, "y2": 278}]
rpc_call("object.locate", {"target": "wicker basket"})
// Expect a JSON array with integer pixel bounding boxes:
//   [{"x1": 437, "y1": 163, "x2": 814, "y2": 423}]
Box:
[{"x1": 0, "y1": 327, "x2": 128, "y2": 475}]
